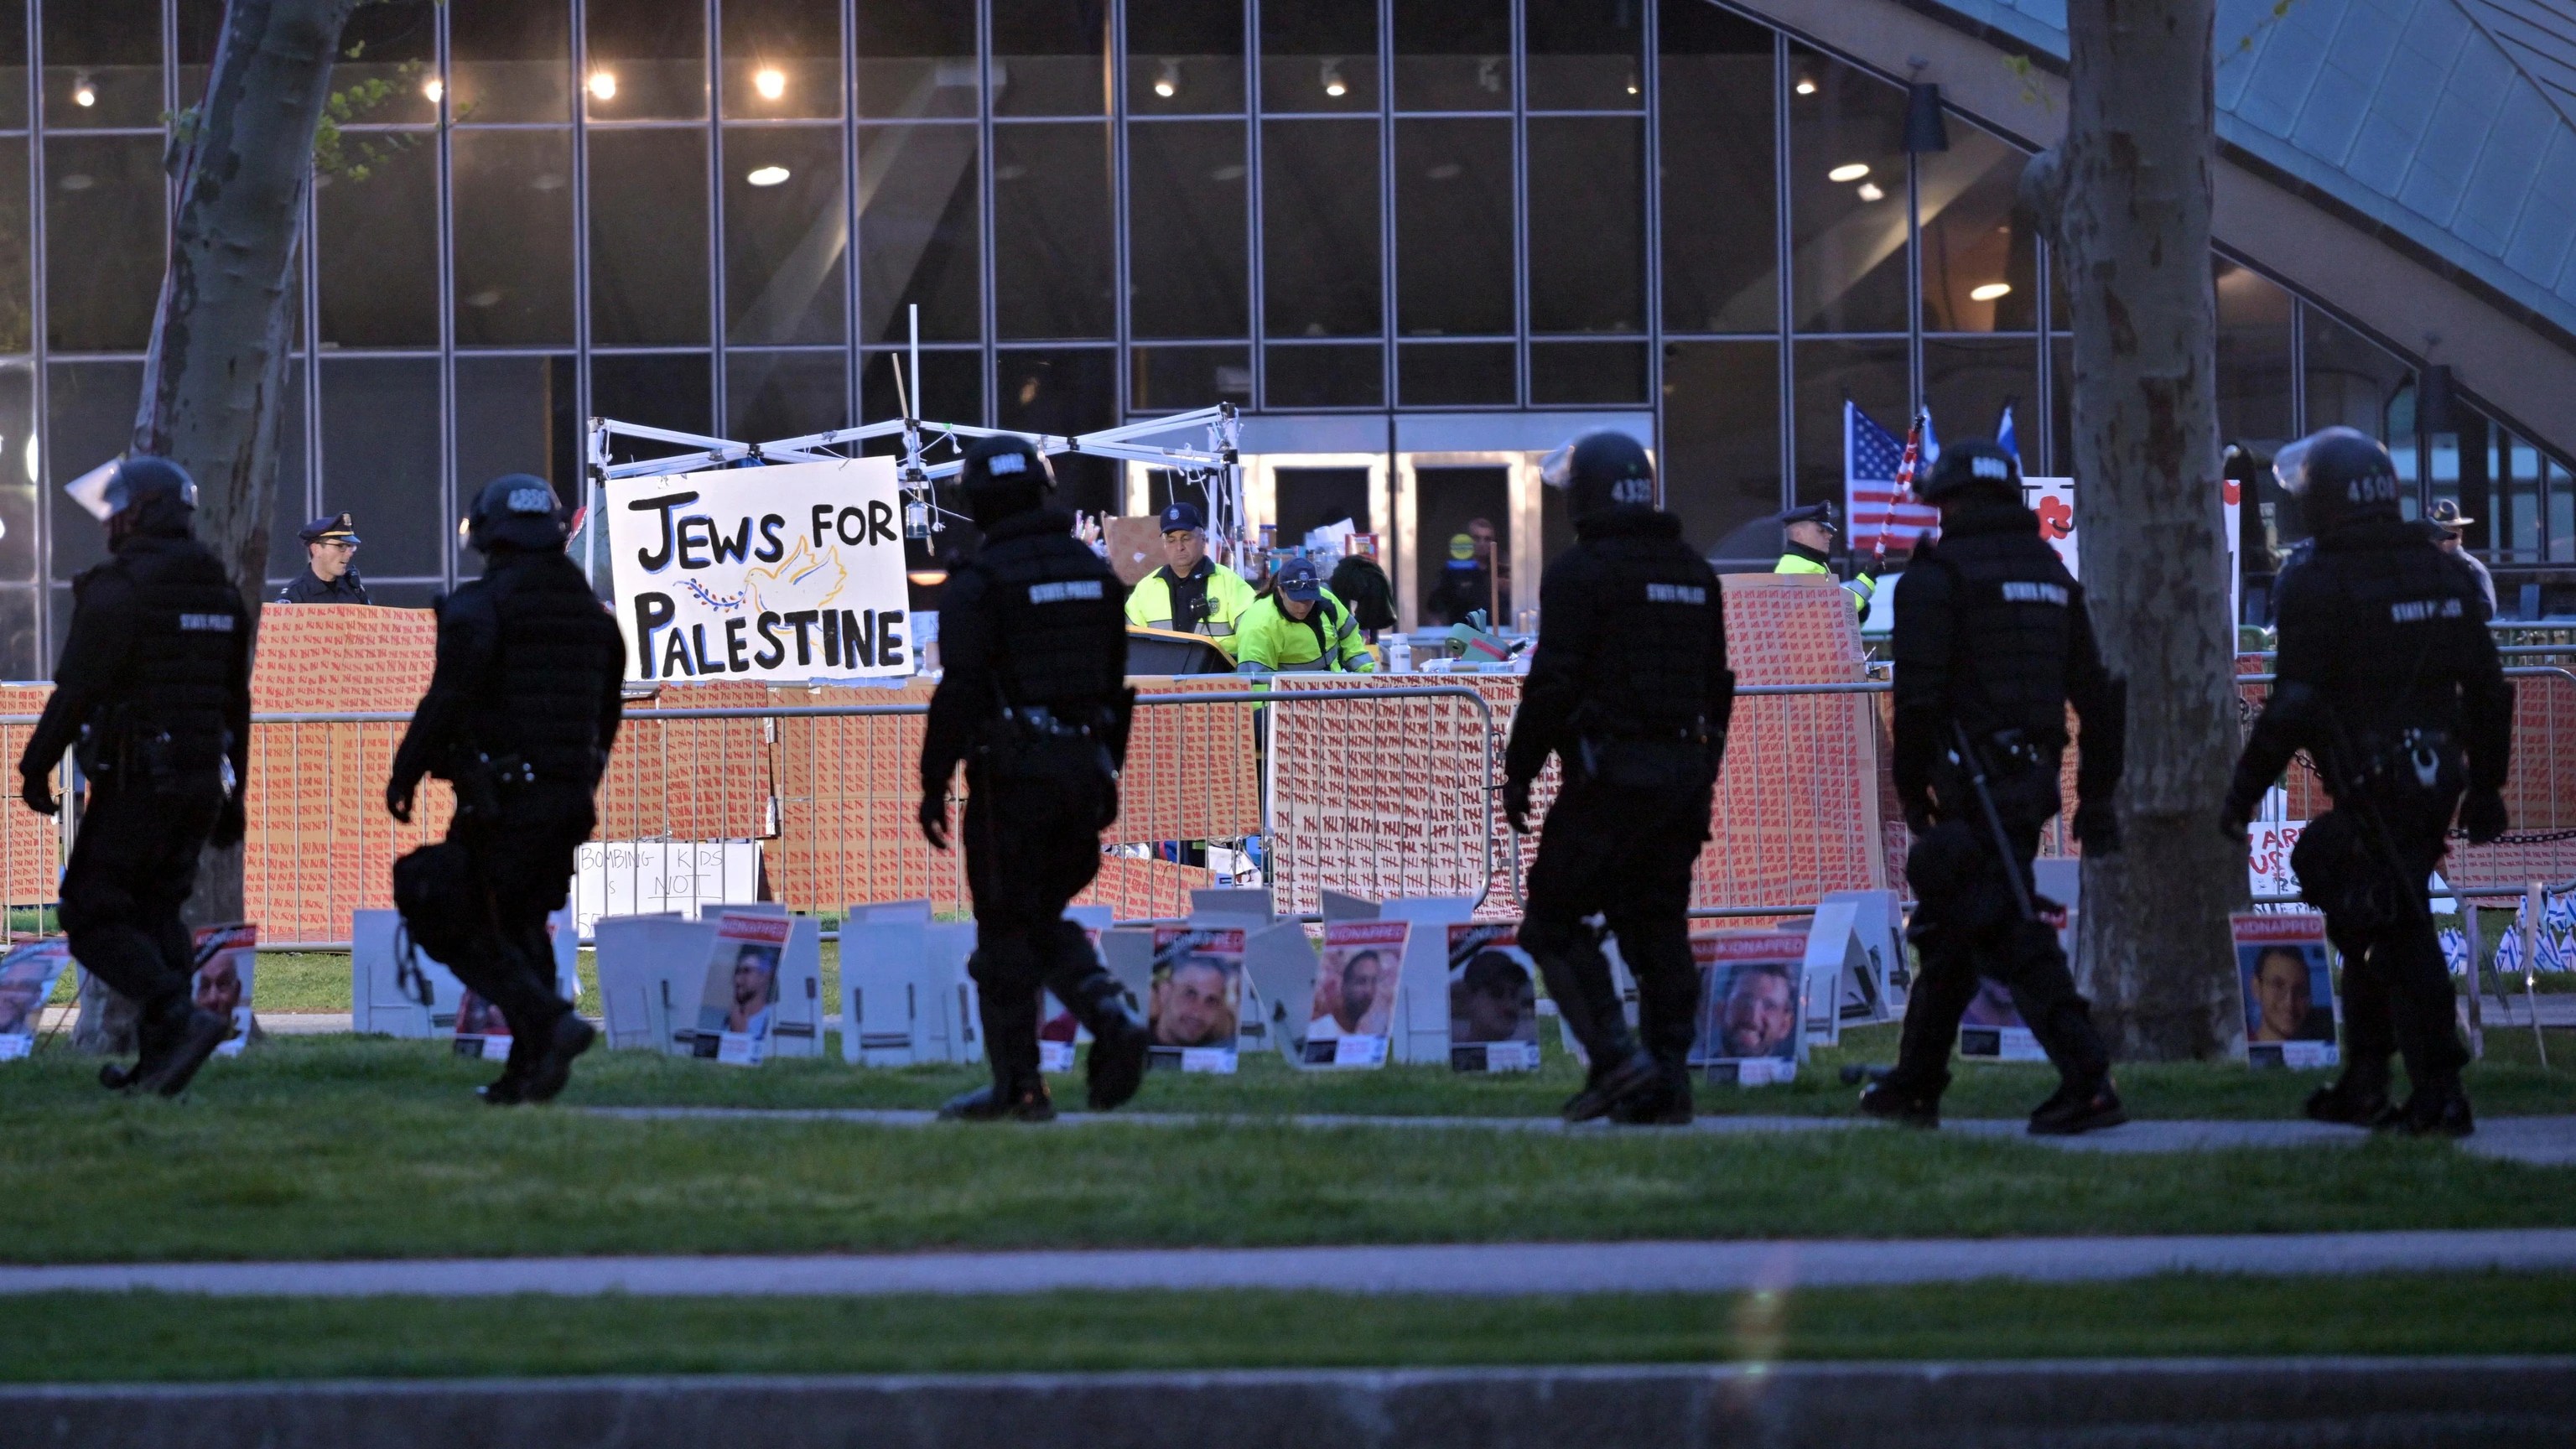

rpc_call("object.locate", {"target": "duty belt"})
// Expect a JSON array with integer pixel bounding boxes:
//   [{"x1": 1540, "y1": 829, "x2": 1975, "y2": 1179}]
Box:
[{"x1": 1003, "y1": 704, "x2": 1107, "y2": 739}]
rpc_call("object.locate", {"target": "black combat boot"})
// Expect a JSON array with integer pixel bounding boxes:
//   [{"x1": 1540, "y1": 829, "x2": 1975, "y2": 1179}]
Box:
[
  {"x1": 1561, "y1": 1046, "x2": 1661, "y2": 1124},
  {"x1": 477, "y1": 1031, "x2": 538, "y2": 1107},
  {"x1": 2390, "y1": 1074, "x2": 2475, "y2": 1138},
  {"x1": 516, "y1": 1010, "x2": 596, "y2": 1104},
  {"x1": 1606, "y1": 1059, "x2": 1694, "y2": 1124},
  {"x1": 124, "y1": 999, "x2": 233, "y2": 1098},
  {"x1": 2027, "y1": 1076, "x2": 2127, "y2": 1136},
  {"x1": 2303, "y1": 1059, "x2": 2396, "y2": 1128},
  {"x1": 1857, "y1": 1079, "x2": 1943, "y2": 1129},
  {"x1": 941, "y1": 1072, "x2": 1057, "y2": 1122}
]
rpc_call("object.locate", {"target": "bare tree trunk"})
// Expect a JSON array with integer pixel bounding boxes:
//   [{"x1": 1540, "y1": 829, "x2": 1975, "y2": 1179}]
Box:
[
  {"x1": 2049, "y1": 0, "x2": 2246, "y2": 1060},
  {"x1": 71, "y1": 0, "x2": 357, "y2": 1052}
]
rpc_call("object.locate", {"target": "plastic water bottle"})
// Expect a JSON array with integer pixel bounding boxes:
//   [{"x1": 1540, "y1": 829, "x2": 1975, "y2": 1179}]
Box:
[{"x1": 1387, "y1": 636, "x2": 1413, "y2": 673}]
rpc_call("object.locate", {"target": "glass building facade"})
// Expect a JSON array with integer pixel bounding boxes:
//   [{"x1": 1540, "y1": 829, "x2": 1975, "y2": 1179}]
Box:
[{"x1": 0, "y1": 0, "x2": 2566, "y2": 669}]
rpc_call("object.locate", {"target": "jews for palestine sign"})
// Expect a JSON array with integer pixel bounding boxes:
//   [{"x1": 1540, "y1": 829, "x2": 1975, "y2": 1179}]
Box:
[{"x1": 606, "y1": 457, "x2": 914, "y2": 683}]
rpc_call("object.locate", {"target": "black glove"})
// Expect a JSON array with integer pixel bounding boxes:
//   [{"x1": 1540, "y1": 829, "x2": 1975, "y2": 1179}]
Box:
[
  {"x1": 209, "y1": 794, "x2": 246, "y2": 850},
  {"x1": 919, "y1": 793, "x2": 951, "y2": 851},
  {"x1": 19, "y1": 771, "x2": 55, "y2": 818},
  {"x1": 2461, "y1": 788, "x2": 2509, "y2": 846},
  {"x1": 1503, "y1": 777, "x2": 1534, "y2": 835},
  {"x1": 385, "y1": 774, "x2": 417, "y2": 824},
  {"x1": 2071, "y1": 797, "x2": 2121, "y2": 856}
]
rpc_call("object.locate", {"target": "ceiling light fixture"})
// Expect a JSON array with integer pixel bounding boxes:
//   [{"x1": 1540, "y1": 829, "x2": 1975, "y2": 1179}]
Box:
[
  {"x1": 422, "y1": 77, "x2": 444, "y2": 104},
  {"x1": 1321, "y1": 60, "x2": 1346, "y2": 98},
  {"x1": 1828, "y1": 162, "x2": 1870, "y2": 183},
  {"x1": 70, "y1": 73, "x2": 96, "y2": 108},
  {"x1": 746, "y1": 165, "x2": 791, "y2": 187},
  {"x1": 1854, "y1": 181, "x2": 1884, "y2": 201},
  {"x1": 1969, "y1": 282, "x2": 2013, "y2": 301},
  {"x1": 588, "y1": 70, "x2": 618, "y2": 101},
  {"x1": 1794, "y1": 78, "x2": 1816, "y2": 96},
  {"x1": 1154, "y1": 59, "x2": 1180, "y2": 99},
  {"x1": 754, "y1": 67, "x2": 787, "y2": 101},
  {"x1": 1626, "y1": 74, "x2": 1640, "y2": 96}
]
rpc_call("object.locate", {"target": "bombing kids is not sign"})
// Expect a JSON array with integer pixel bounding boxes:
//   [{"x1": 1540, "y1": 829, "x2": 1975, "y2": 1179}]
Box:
[{"x1": 608, "y1": 458, "x2": 914, "y2": 683}]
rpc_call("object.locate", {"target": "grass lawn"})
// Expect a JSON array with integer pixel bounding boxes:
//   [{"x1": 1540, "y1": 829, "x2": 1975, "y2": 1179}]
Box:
[
  {"x1": 3, "y1": 1273, "x2": 2571, "y2": 1381},
  {"x1": 0, "y1": 1037, "x2": 2570, "y2": 1264}
]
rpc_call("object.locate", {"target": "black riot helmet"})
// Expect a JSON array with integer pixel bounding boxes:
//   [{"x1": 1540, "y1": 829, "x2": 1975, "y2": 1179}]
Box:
[
  {"x1": 1540, "y1": 429, "x2": 1656, "y2": 520},
  {"x1": 1916, "y1": 438, "x2": 2021, "y2": 505},
  {"x1": 66, "y1": 455, "x2": 199, "y2": 540},
  {"x1": 464, "y1": 473, "x2": 569, "y2": 553},
  {"x1": 2272, "y1": 426, "x2": 2400, "y2": 532},
  {"x1": 958, "y1": 434, "x2": 1054, "y2": 529}
]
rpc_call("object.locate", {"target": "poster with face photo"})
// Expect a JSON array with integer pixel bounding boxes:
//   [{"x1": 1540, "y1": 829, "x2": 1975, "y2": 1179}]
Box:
[
  {"x1": 190, "y1": 923, "x2": 257, "y2": 1058},
  {"x1": 2232, "y1": 911, "x2": 2340, "y2": 1068},
  {"x1": 1149, "y1": 926, "x2": 1244, "y2": 1072},
  {"x1": 1689, "y1": 932, "x2": 1806, "y2": 1084},
  {"x1": 1956, "y1": 901, "x2": 2068, "y2": 1063},
  {"x1": 0, "y1": 939, "x2": 70, "y2": 1061},
  {"x1": 1307, "y1": 920, "x2": 1406, "y2": 1067},
  {"x1": 696, "y1": 911, "x2": 791, "y2": 1065},
  {"x1": 1038, "y1": 926, "x2": 1110, "y2": 1074},
  {"x1": 1446, "y1": 923, "x2": 1540, "y2": 1072}
]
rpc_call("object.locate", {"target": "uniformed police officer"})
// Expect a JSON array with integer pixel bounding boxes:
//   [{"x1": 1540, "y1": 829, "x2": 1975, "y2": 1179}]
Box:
[
  {"x1": 1123, "y1": 500, "x2": 1256, "y2": 660},
  {"x1": 21, "y1": 458, "x2": 251, "y2": 1096},
  {"x1": 275, "y1": 513, "x2": 371, "y2": 605},
  {"x1": 922, "y1": 435, "x2": 1151, "y2": 1122},
  {"x1": 1859, "y1": 439, "x2": 2127, "y2": 1135},
  {"x1": 1774, "y1": 501, "x2": 1874, "y2": 619},
  {"x1": 387, "y1": 475, "x2": 625, "y2": 1105},
  {"x1": 1234, "y1": 558, "x2": 1376, "y2": 675},
  {"x1": 1503, "y1": 431, "x2": 1734, "y2": 1124},
  {"x1": 2223, "y1": 428, "x2": 2511, "y2": 1137}
]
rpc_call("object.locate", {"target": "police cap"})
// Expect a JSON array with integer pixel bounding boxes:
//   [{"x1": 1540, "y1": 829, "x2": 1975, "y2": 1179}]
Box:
[
  {"x1": 1159, "y1": 499, "x2": 1207, "y2": 534},
  {"x1": 1275, "y1": 557, "x2": 1323, "y2": 601},
  {"x1": 299, "y1": 512, "x2": 361, "y2": 545},
  {"x1": 1781, "y1": 501, "x2": 1840, "y2": 532}
]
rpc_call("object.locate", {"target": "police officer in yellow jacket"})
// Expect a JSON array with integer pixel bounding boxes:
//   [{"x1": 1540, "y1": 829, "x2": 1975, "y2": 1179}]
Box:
[
  {"x1": 1123, "y1": 501, "x2": 1256, "y2": 660},
  {"x1": 1774, "y1": 501, "x2": 1875, "y2": 619},
  {"x1": 1235, "y1": 558, "x2": 1374, "y2": 674}
]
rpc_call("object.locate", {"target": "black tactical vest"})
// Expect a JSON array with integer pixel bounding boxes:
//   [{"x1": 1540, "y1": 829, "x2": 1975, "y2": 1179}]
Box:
[
  {"x1": 462, "y1": 549, "x2": 623, "y2": 783},
  {"x1": 2283, "y1": 516, "x2": 2493, "y2": 737},
  {"x1": 1912, "y1": 505, "x2": 2082, "y2": 744},
  {"x1": 1563, "y1": 510, "x2": 1726, "y2": 739},
  {"x1": 958, "y1": 509, "x2": 1126, "y2": 713},
  {"x1": 104, "y1": 535, "x2": 247, "y2": 772}
]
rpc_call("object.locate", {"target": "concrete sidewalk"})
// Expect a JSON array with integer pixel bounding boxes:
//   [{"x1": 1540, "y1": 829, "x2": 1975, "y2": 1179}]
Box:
[
  {"x1": 586, "y1": 1105, "x2": 2576, "y2": 1165},
  {"x1": 4, "y1": 1228, "x2": 2573, "y2": 1299}
]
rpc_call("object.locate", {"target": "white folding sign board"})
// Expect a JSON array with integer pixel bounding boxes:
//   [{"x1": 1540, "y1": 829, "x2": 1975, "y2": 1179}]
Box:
[
  {"x1": 595, "y1": 915, "x2": 719, "y2": 1055},
  {"x1": 353, "y1": 907, "x2": 578, "y2": 1038},
  {"x1": 606, "y1": 456, "x2": 915, "y2": 684}
]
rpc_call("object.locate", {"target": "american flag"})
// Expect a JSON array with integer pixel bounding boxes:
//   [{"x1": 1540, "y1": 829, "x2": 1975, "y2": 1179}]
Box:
[{"x1": 1846, "y1": 401, "x2": 1939, "y2": 555}]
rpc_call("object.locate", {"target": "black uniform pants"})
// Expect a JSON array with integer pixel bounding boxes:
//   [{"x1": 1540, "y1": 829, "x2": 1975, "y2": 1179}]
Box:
[
  {"x1": 2314, "y1": 802, "x2": 2470, "y2": 1088},
  {"x1": 60, "y1": 779, "x2": 222, "y2": 1029},
  {"x1": 1519, "y1": 766, "x2": 1712, "y2": 1074},
  {"x1": 963, "y1": 747, "x2": 1128, "y2": 1088},
  {"x1": 1888, "y1": 758, "x2": 2109, "y2": 1097},
  {"x1": 446, "y1": 781, "x2": 592, "y2": 1042}
]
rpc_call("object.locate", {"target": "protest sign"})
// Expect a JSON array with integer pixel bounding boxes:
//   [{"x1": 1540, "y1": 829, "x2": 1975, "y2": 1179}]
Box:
[
  {"x1": 607, "y1": 457, "x2": 914, "y2": 683},
  {"x1": 2231, "y1": 911, "x2": 2340, "y2": 1069},
  {"x1": 0, "y1": 940, "x2": 69, "y2": 1060},
  {"x1": 191, "y1": 923, "x2": 257, "y2": 1058},
  {"x1": 697, "y1": 911, "x2": 792, "y2": 1066},
  {"x1": 1307, "y1": 920, "x2": 1405, "y2": 1067},
  {"x1": 1148, "y1": 926, "x2": 1244, "y2": 1072},
  {"x1": 1444, "y1": 923, "x2": 1540, "y2": 1073},
  {"x1": 1690, "y1": 932, "x2": 1807, "y2": 1084}
]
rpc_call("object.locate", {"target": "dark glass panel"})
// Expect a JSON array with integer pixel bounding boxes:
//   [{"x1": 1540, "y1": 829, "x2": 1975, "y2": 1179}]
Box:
[
  {"x1": 1131, "y1": 345, "x2": 1251, "y2": 412},
  {"x1": 1126, "y1": 0, "x2": 1244, "y2": 116},
  {"x1": 328, "y1": 1, "x2": 441, "y2": 125},
  {"x1": 319, "y1": 356, "x2": 444, "y2": 579},
  {"x1": 453, "y1": 129, "x2": 577, "y2": 346},
  {"x1": 1659, "y1": 3, "x2": 1775, "y2": 333},
  {"x1": 584, "y1": 0, "x2": 709, "y2": 122},
  {"x1": 1524, "y1": 0, "x2": 1644, "y2": 111},
  {"x1": 1262, "y1": 119, "x2": 1380, "y2": 339},
  {"x1": 1413, "y1": 465, "x2": 1509, "y2": 624},
  {"x1": 720, "y1": 0, "x2": 840, "y2": 121},
  {"x1": 0, "y1": 360, "x2": 33, "y2": 582},
  {"x1": 1791, "y1": 336, "x2": 1908, "y2": 512},
  {"x1": 0, "y1": 138, "x2": 27, "y2": 352},
  {"x1": 856, "y1": 0, "x2": 977, "y2": 121},
  {"x1": 860, "y1": 346, "x2": 984, "y2": 436},
  {"x1": 1392, "y1": 0, "x2": 1510, "y2": 112},
  {"x1": 859, "y1": 124, "x2": 980, "y2": 343},
  {"x1": 42, "y1": 0, "x2": 158, "y2": 128},
  {"x1": 589, "y1": 127, "x2": 711, "y2": 345},
  {"x1": 1786, "y1": 49, "x2": 1907, "y2": 333},
  {"x1": 1275, "y1": 466, "x2": 1371, "y2": 538},
  {"x1": 1661, "y1": 340, "x2": 1781, "y2": 560},
  {"x1": 728, "y1": 349, "x2": 849, "y2": 439},
  {"x1": 992, "y1": 0, "x2": 1110, "y2": 117},
  {"x1": 1261, "y1": 0, "x2": 1377, "y2": 114},
  {"x1": 449, "y1": 0, "x2": 574, "y2": 123},
  {"x1": 43, "y1": 135, "x2": 162, "y2": 351},
  {"x1": 1528, "y1": 116, "x2": 1643, "y2": 332},
  {"x1": 1922, "y1": 336, "x2": 2037, "y2": 465},
  {"x1": 1397, "y1": 341, "x2": 1513, "y2": 407},
  {"x1": 1129, "y1": 120, "x2": 1248, "y2": 340},
  {"x1": 264, "y1": 356, "x2": 311, "y2": 583},
  {"x1": 45, "y1": 360, "x2": 141, "y2": 584},
  {"x1": 1919, "y1": 122, "x2": 2037, "y2": 332},
  {"x1": 2213, "y1": 259, "x2": 2293, "y2": 449},
  {"x1": 317, "y1": 139, "x2": 439, "y2": 348},
  {"x1": 996, "y1": 348, "x2": 1116, "y2": 511},
  {"x1": 1394, "y1": 118, "x2": 1512, "y2": 337},
  {"x1": 453, "y1": 355, "x2": 579, "y2": 523},
  {"x1": 1265, "y1": 343, "x2": 1383, "y2": 408},
  {"x1": 1530, "y1": 340, "x2": 1645, "y2": 404},
  {"x1": 991, "y1": 122, "x2": 1114, "y2": 340},
  {"x1": 590, "y1": 352, "x2": 716, "y2": 457},
  {"x1": 724, "y1": 125, "x2": 847, "y2": 345},
  {"x1": 0, "y1": 0, "x2": 26, "y2": 128}
]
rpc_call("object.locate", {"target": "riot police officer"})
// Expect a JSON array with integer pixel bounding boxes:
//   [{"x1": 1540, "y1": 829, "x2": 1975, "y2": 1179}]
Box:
[
  {"x1": 1860, "y1": 439, "x2": 2127, "y2": 1136},
  {"x1": 387, "y1": 475, "x2": 624, "y2": 1105},
  {"x1": 2223, "y1": 428, "x2": 2511, "y2": 1137},
  {"x1": 1503, "y1": 431, "x2": 1734, "y2": 1124},
  {"x1": 921, "y1": 434, "x2": 1150, "y2": 1122},
  {"x1": 22, "y1": 457, "x2": 250, "y2": 1095}
]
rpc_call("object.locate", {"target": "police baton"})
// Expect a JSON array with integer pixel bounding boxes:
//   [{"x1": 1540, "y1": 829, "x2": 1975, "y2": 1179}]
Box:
[
  {"x1": 2319, "y1": 704, "x2": 2433, "y2": 930},
  {"x1": 1952, "y1": 720, "x2": 2037, "y2": 922}
]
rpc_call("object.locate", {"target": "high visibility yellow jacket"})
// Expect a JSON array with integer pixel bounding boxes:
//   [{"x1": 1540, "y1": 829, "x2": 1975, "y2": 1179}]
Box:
[
  {"x1": 1776, "y1": 546, "x2": 1874, "y2": 617},
  {"x1": 1124, "y1": 560, "x2": 1257, "y2": 660},
  {"x1": 1233, "y1": 589, "x2": 1375, "y2": 674}
]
